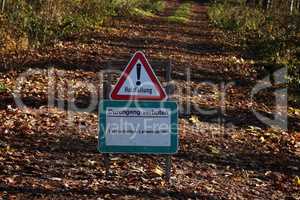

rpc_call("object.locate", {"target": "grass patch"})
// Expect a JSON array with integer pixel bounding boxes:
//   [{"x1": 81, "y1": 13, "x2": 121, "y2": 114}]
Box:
[
  {"x1": 168, "y1": 2, "x2": 192, "y2": 23},
  {"x1": 131, "y1": 0, "x2": 166, "y2": 17},
  {"x1": 168, "y1": 15, "x2": 189, "y2": 23},
  {"x1": 142, "y1": 0, "x2": 166, "y2": 13},
  {"x1": 132, "y1": 8, "x2": 155, "y2": 18}
]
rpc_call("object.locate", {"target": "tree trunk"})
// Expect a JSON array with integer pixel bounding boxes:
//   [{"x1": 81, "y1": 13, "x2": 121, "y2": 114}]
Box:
[
  {"x1": 297, "y1": 0, "x2": 300, "y2": 11},
  {"x1": 290, "y1": 0, "x2": 295, "y2": 14},
  {"x1": 1, "y1": 0, "x2": 5, "y2": 12},
  {"x1": 262, "y1": 0, "x2": 271, "y2": 9}
]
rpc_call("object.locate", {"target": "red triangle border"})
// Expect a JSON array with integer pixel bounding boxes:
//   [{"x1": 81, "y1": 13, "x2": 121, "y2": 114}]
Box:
[{"x1": 110, "y1": 51, "x2": 167, "y2": 100}]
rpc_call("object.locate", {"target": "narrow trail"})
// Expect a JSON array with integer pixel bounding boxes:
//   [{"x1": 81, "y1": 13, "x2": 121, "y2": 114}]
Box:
[{"x1": 0, "y1": 1, "x2": 299, "y2": 199}]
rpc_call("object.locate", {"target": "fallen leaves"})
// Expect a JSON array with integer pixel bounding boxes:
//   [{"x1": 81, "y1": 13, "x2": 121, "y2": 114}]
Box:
[
  {"x1": 152, "y1": 166, "x2": 164, "y2": 177},
  {"x1": 5, "y1": 177, "x2": 16, "y2": 184},
  {"x1": 289, "y1": 107, "x2": 300, "y2": 117},
  {"x1": 189, "y1": 115, "x2": 201, "y2": 129},
  {"x1": 293, "y1": 132, "x2": 300, "y2": 142},
  {"x1": 228, "y1": 56, "x2": 245, "y2": 65},
  {"x1": 208, "y1": 145, "x2": 220, "y2": 155},
  {"x1": 49, "y1": 177, "x2": 62, "y2": 181},
  {"x1": 294, "y1": 176, "x2": 300, "y2": 187},
  {"x1": 259, "y1": 136, "x2": 266, "y2": 143}
]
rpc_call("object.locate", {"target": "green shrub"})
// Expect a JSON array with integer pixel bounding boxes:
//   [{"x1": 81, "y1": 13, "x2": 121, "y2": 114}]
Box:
[
  {"x1": 0, "y1": 83, "x2": 7, "y2": 93},
  {"x1": 111, "y1": 0, "x2": 165, "y2": 17},
  {"x1": 168, "y1": 2, "x2": 192, "y2": 23},
  {"x1": 287, "y1": 59, "x2": 300, "y2": 89},
  {"x1": 208, "y1": 0, "x2": 300, "y2": 90},
  {"x1": 143, "y1": 0, "x2": 165, "y2": 13},
  {"x1": 208, "y1": 2, "x2": 265, "y2": 32},
  {"x1": 0, "y1": 0, "x2": 165, "y2": 48}
]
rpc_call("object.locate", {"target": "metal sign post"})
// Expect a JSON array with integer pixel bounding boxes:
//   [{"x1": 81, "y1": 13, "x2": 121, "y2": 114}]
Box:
[{"x1": 165, "y1": 60, "x2": 173, "y2": 182}]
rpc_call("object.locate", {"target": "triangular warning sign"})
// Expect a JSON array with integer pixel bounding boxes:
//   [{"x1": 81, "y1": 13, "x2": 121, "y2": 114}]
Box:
[{"x1": 110, "y1": 51, "x2": 167, "y2": 100}]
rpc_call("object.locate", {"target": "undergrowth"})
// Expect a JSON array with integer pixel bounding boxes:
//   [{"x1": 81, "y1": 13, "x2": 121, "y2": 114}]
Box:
[
  {"x1": 168, "y1": 2, "x2": 192, "y2": 23},
  {"x1": 208, "y1": 0, "x2": 300, "y2": 99},
  {"x1": 0, "y1": 0, "x2": 165, "y2": 50},
  {"x1": 0, "y1": 83, "x2": 7, "y2": 93}
]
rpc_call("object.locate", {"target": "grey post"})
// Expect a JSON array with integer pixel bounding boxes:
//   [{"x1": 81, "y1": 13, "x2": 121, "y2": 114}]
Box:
[
  {"x1": 103, "y1": 61, "x2": 112, "y2": 177},
  {"x1": 165, "y1": 60, "x2": 173, "y2": 182}
]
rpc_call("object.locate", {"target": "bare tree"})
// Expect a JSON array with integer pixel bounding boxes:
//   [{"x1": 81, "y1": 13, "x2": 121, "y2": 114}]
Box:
[
  {"x1": 296, "y1": 0, "x2": 300, "y2": 11},
  {"x1": 1, "y1": 0, "x2": 5, "y2": 12},
  {"x1": 290, "y1": 0, "x2": 295, "y2": 14}
]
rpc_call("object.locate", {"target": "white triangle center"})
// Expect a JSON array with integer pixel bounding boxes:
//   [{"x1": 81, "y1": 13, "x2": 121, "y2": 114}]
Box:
[{"x1": 117, "y1": 61, "x2": 160, "y2": 97}]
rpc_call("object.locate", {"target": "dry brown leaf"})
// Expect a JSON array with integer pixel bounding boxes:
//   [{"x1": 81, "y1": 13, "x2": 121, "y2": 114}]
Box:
[
  {"x1": 153, "y1": 166, "x2": 164, "y2": 176},
  {"x1": 189, "y1": 115, "x2": 200, "y2": 124}
]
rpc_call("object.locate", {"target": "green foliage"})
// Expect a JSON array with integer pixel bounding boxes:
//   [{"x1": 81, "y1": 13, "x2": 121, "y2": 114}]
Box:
[
  {"x1": 0, "y1": 0, "x2": 165, "y2": 48},
  {"x1": 208, "y1": 3, "x2": 238, "y2": 30},
  {"x1": 287, "y1": 59, "x2": 300, "y2": 88},
  {"x1": 110, "y1": 0, "x2": 141, "y2": 16},
  {"x1": 2, "y1": 0, "x2": 109, "y2": 46},
  {"x1": 110, "y1": 0, "x2": 165, "y2": 17},
  {"x1": 0, "y1": 83, "x2": 7, "y2": 93},
  {"x1": 142, "y1": 0, "x2": 165, "y2": 13},
  {"x1": 132, "y1": 8, "x2": 155, "y2": 17},
  {"x1": 168, "y1": 3, "x2": 192, "y2": 23},
  {"x1": 208, "y1": 1, "x2": 265, "y2": 31},
  {"x1": 128, "y1": 0, "x2": 165, "y2": 18},
  {"x1": 208, "y1": 0, "x2": 300, "y2": 90}
]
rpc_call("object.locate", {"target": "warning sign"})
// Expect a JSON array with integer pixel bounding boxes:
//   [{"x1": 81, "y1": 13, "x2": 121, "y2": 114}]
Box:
[{"x1": 110, "y1": 51, "x2": 167, "y2": 100}]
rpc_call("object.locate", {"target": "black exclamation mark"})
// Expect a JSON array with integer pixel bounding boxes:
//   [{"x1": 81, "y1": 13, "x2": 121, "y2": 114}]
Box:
[{"x1": 136, "y1": 63, "x2": 141, "y2": 86}]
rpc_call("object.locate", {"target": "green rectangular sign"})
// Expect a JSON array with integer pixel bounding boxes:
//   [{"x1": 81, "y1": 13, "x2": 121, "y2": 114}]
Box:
[{"x1": 98, "y1": 100, "x2": 178, "y2": 154}]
